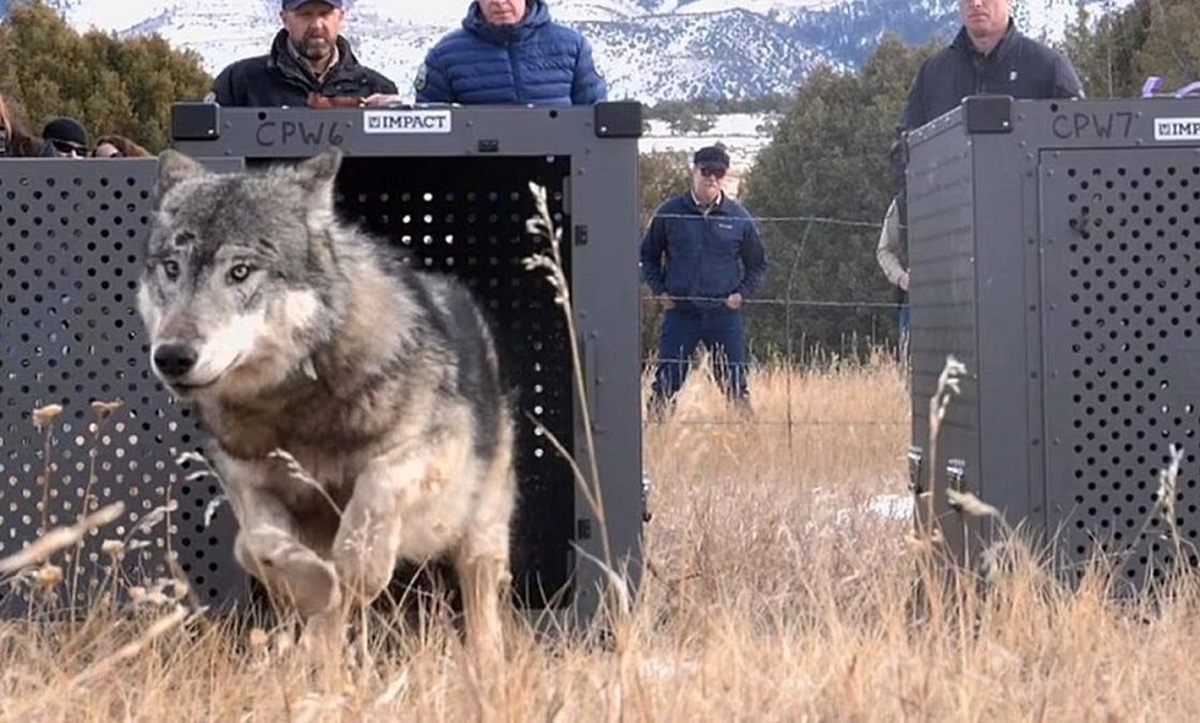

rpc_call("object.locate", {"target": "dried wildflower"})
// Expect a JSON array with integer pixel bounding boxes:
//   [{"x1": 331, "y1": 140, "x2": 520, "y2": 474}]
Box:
[
  {"x1": 32, "y1": 404, "x2": 64, "y2": 428},
  {"x1": 33, "y1": 564, "x2": 63, "y2": 589},
  {"x1": 946, "y1": 488, "x2": 1000, "y2": 518},
  {"x1": 248, "y1": 628, "x2": 269, "y2": 652},
  {"x1": 89, "y1": 400, "x2": 124, "y2": 421},
  {"x1": 1155, "y1": 443, "x2": 1185, "y2": 523},
  {"x1": 101, "y1": 539, "x2": 125, "y2": 558}
]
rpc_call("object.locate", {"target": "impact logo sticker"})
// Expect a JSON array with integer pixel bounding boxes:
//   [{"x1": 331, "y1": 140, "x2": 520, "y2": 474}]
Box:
[
  {"x1": 363, "y1": 110, "x2": 452, "y2": 134},
  {"x1": 1154, "y1": 117, "x2": 1200, "y2": 141}
]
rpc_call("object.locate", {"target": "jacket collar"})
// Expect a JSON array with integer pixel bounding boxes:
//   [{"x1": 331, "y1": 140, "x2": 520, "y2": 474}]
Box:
[
  {"x1": 463, "y1": 0, "x2": 550, "y2": 44},
  {"x1": 690, "y1": 189, "x2": 725, "y2": 214}
]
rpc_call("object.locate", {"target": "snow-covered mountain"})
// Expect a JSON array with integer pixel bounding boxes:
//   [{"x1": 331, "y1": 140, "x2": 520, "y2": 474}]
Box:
[{"x1": 5, "y1": 0, "x2": 1133, "y2": 103}]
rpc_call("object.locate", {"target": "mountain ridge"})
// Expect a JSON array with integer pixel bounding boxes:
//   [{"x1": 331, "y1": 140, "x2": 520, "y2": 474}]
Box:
[{"x1": 3, "y1": 0, "x2": 1131, "y2": 103}]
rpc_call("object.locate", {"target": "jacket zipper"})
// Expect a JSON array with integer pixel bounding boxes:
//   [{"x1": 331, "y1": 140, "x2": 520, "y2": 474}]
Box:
[{"x1": 508, "y1": 41, "x2": 524, "y2": 104}]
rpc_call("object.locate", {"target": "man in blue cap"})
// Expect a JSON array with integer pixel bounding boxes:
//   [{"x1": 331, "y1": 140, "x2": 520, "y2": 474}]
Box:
[
  {"x1": 210, "y1": 0, "x2": 397, "y2": 108},
  {"x1": 640, "y1": 145, "x2": 768, "y2": 418}
]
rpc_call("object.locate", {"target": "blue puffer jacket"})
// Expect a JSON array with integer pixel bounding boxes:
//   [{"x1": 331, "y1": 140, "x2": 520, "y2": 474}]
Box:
[{"x1": 415, "y1": 0, "x2": 607, "y2": 106}]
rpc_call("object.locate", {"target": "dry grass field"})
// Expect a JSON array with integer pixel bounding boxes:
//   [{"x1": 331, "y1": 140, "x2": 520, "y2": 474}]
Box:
[{"x1": 1, "y1": 352, "x2": 1198, "y2": 721}]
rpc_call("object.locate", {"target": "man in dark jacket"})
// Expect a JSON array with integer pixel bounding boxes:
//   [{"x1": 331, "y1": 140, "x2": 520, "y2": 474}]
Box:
[
  {"x1": 640, "y1": 146, "x2": 768, "y2": 417},
  {"x1": 884, "y1": 0, "x2": 1084, "y2": 343},
  {"x1": 412, "y1": 0, "x2": 606, "y2": 106},
  {"x1": 210, "y1": 0, "x2": 397, "y2": 108}
]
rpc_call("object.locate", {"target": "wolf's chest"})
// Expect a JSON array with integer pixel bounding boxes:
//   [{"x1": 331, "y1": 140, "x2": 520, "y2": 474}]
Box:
[{"x1": 262, "y1": 450, "x2": 359, "y2": 513}]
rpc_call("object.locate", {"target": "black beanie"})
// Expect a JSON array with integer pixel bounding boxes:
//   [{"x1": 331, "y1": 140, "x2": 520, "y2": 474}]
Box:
[{"x1": 41, "y1": 117, "x2": 89, "y2": 150}]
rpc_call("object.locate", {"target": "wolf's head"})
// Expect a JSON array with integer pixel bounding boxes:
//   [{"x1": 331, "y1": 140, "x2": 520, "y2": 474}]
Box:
[{"x1": 137, "y1": 148, "x2": 345, "y2": 400}]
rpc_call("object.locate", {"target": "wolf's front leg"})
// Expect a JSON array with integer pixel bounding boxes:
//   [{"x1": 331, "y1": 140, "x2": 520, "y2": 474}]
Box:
[
  {"x1": 303, "y1": 452, "x2": 421, "y2": 650},
  {"x1": 330, "y1": 453, "x2": 421, "y2": 603},
  {"x1": 219, "y1": 456, "x2": 341, "y2": 620}
]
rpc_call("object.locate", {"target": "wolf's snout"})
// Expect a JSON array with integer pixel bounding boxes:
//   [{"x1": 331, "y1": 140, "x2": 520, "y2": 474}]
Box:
[{"x1": 153, "y1": 343, "x2": 199, "y2": 378}]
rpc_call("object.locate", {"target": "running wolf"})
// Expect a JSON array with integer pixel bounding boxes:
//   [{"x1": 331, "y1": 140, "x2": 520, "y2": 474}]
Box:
[{"x1": 136, "y1": 147, "x2": 518, "y2": 662}]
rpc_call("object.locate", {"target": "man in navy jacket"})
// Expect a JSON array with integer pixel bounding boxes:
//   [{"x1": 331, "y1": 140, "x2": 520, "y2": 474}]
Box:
[
  {"x1": 413, "y1": 0, "x2": 607, "y2": 106},
  {"x1": 883, "y1": 0, "x2": 1084, "y2": 345},
  {"x1": 641, "y1": 146, "x2": 768, "y2": 417}
]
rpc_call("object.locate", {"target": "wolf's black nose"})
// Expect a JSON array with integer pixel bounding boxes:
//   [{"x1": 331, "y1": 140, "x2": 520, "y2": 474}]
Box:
[{"x1": 153, "y1": 343, "x2": 198, "y2": 378}]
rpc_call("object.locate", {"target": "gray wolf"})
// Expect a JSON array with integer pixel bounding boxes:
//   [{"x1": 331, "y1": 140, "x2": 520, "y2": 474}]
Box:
[{"x1": 136, "y1": 147, "x2": 517, "y2": 663}]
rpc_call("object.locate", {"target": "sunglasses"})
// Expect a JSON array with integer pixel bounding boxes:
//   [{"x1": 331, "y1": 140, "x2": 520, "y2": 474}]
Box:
[
  {"x1": 51, "y1": 139, "x2": 87, "y2": 156},
  {"x1": 699, "y1": 166, "x2": 726, "y2": 179}
]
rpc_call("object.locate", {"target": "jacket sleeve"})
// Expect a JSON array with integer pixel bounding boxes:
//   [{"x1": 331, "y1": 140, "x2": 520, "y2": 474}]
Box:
[
  {"x1": 1051, "y1": 52, "x2": 1085, "y2": 99},
  {"x1": 892, "y1": 64, "x2": 925, "y2": 199},
  {"x1": 639, "y1": 210, "x2": 669, "y2": 295},
  {"x1": 736, "y1": 213, "x2": 768, "y2": 298},
  {"x1": 415, "y1": 49, "x2": 454, "y2": 104},
  {"x1": 374, "y1": 72, "x2": 399, "y2": 96},
  {"x1": 571, "y1": 36, "x2": 607, "y2": 105},
  {"x1": 212, "y1": 65, "x2": 238, "y2": 106},
  {"x1": 875, "y1": 197, "x2": 906, "y2": 286}
]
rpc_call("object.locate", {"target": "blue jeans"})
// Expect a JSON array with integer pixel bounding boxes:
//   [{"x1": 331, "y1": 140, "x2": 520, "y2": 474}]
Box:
[{"x1": 650, "y1": 306, "x2": 748, "y2": 409}]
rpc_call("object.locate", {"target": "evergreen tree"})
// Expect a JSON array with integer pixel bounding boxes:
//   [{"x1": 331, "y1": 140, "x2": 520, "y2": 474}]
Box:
[
  {"x1": 0, "y1": 1, "x2": 212, "y2": 152},
  {"x1": 737, "y1": 35, "x2": 940, "y2": 362},
  {"x1": 1064, "y1": 0, "x2": 1200, "y2": 99}
]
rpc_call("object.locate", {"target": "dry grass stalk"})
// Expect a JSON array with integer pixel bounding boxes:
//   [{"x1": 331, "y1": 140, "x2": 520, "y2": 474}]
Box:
[
  {"x1": 67, "y1": 605, "x2": 192, "y2": 687},
  {"x1": 0, "y1": 502, "x2": 125, "y2": 576},
  {"x1": 8, "y1": 312, "x2": 1200, "y2": 718},
  {"x1": 524, "y1": 182, "x2": 630, "y2": 619}
]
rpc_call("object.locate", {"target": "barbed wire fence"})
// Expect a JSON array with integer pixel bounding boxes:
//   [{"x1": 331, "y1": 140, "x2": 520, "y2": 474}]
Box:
[{"x1": 635, "y1": 208, "x2": 912, "y2": 437}]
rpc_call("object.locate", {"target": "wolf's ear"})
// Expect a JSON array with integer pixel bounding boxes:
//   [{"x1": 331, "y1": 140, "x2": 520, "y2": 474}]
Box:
[
  {"x1": 293, "y1": 147, "x2": 343, "y2": 204},
  {"x1": 157, "y1": 150, "x2": 207, "y2": 195}
]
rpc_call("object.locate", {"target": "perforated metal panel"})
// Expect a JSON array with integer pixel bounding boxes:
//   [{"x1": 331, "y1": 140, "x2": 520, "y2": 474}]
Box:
[
  {"x1": 0, "y1": 156, "x2": 579, "y2": 615},
  {"x1": 904, "y1": 97, "x2": 1200, "y2": 590},
  {"x1": 0, "y1": 159, "x2": 238, "y2": 614},
  {"x1": 1041, "y1": 149, "x2": 1200, "y2": 585},
  {"x1": 331, "y1": 156, "x2": 577, "y2": 605},
  {"x1": 0, "y1": 104, "x2": 646, "y2": 624}
]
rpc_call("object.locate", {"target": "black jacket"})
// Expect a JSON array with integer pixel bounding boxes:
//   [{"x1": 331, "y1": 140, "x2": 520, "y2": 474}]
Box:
[
  {"x1": 896, "y1": 21, "x2": 1082, "y2": 139},
  {"x1": 211, "y1": 30, "x2": 397, "y2": 107},
  {"x1": 890, "y1": 21, "x2": 1083, "y2": 297}
]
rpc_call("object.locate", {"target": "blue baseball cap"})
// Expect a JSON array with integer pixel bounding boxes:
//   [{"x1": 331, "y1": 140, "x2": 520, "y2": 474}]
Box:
[{"x1": 282, "y1": 0, "x2": 343, "y2": 9}]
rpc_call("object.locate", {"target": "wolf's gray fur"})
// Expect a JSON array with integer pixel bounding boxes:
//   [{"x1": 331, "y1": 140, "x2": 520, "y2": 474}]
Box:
[{"x1": 136, "y1": 148, "x2": 517, "y2": 662}]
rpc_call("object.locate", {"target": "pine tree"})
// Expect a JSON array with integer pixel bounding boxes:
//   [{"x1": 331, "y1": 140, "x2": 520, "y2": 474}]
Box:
[
  {"x1": 734, "y1": 35, "x2": 940, "y2": 361},
  {"x1": 0, "y1": 0, "x2": 212, "y2": 152}
]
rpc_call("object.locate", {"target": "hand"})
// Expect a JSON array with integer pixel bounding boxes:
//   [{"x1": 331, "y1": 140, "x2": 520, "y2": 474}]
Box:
[
  {"x1": 898, "y1": 271, "x2": 910, "y2": 292},
  {"x1": 725, "y1": 292, "x2": 744, "y2": 310},
  {"x1": 658, "y1": 294, "x2": 675, "y2": 309},
  {"x1": 362, "y1": 94, "x2": 405, "y2": 107}
]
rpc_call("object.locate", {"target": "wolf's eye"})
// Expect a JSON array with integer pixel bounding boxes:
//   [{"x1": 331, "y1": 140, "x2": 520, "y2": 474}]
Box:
[
  {"x1": 227, "y1": 263, "x2": 254, "y2": 284},
  {"x1": 162, "y1": 260, "x2": 180, "y2": 281}
]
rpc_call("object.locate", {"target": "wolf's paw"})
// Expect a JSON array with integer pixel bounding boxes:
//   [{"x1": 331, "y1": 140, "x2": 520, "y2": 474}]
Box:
[
  {"x1": 299, "y1": 609, "x2": 348, "y2": 659},
  {"x1": 239, "y1": 527, "x2": 341, "y2": 616},
  {"x1": 277, "y1": 552, "x2": 341, "y2": 616}
]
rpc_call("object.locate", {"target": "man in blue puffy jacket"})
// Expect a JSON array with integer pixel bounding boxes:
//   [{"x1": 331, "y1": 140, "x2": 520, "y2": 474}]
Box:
[
  {"x1": 640, "y1": 146, "x2": 768, "y2": 418},
  {"x1": 413, "y1": 0, "x2": 607, "y2": 106}
]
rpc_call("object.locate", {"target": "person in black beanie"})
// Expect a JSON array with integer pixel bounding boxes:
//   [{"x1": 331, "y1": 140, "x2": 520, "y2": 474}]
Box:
[{"x1": 41, "y1": 117, "x2": 90, "y2": 158}]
